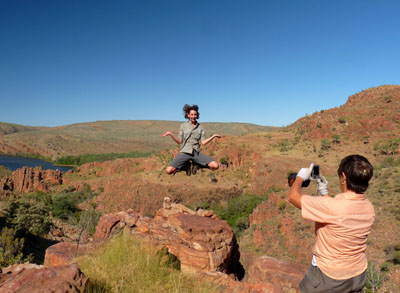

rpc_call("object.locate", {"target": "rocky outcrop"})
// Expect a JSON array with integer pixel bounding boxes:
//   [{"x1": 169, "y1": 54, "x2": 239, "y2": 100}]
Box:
[
  {"x1": 92, "y1": 197, "x2": 243, "y2": 277},
  {"x1": 43, "y1": 198, "x2": 306, "y2": 291},
  {"x1": 0, "y1": 263, "x2": 87, "y2": 292},
  {"x1": 0, "y1": 166, "x2": 62, "y2": 194}
]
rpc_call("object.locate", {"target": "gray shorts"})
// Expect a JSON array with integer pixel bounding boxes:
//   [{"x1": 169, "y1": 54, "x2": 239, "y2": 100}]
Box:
[
  {"x1": 299, "y1": 265, "x2": 366, "y2": 293},
  {"x1": 168, "y1": 151, "x2": 215, "y2": 171}
]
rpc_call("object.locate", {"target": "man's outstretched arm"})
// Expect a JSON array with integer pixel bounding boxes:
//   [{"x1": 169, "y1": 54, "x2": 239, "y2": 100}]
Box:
[{"x1": 161, "y1": 131, "x2": 182, "y2": 145}]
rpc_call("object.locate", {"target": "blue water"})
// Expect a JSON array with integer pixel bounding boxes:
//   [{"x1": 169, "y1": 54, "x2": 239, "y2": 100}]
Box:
[{"x1": 0, "y1": 155, "x2": 73, "y2": 172}]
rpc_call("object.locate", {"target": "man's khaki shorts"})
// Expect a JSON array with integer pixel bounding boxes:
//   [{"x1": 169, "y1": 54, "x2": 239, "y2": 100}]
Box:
[
  {"x1": 299, "y1": 265, "x2": 366, "y2": 293},
  {"x1": 168, "y1": 151, "x2": 214, "y2": 171}
]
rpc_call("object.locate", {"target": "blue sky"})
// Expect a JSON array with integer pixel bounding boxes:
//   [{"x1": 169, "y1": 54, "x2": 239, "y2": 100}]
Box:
[{"x1": 1, "y1": 0, "x2": 399, "y2": 127}]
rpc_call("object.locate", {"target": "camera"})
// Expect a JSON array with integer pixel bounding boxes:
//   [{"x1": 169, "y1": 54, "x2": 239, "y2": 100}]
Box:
[
  {"x1": 287, "y1": 165, "x2": 320, "y2": 187},
  {"x1": 288, "y1": 173, "x2": 310, "y2": 187},
  {"x1": 311, "y1": 165, "x2": 320, "y2": 179}
]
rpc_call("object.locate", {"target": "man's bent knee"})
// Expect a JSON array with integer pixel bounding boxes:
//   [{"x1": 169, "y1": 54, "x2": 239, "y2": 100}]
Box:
[
  {"x1": 165, "y1": 166, "x2": 176, "y2": 174},
  {"x1": 208, "y1": 161, "x2": 219, "y2": 170}
]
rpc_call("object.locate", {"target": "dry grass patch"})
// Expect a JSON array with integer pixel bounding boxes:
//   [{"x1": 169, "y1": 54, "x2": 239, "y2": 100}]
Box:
[{"x1": 78, "y1": 235, "x2": 222, "y2": 293}]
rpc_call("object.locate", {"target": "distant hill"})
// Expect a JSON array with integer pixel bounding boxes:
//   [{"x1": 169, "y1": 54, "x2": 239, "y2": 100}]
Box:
[
  {"x1": 288, "y1": 85, "x2": 400, "y2": 141},
  {"x1": 0, "y1": 122, "x2": 47, "y2": 136},
  {"x1": 0, "y1": 120, "x2": 276, "y2": 159}
]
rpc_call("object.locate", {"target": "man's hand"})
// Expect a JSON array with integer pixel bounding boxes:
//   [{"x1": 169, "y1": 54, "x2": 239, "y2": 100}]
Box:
[
  {"x1": 317, "y1": 175, "x2": 329, "y2": 195},
  {"x1": 297, "y1": 163, "x2": 314, "y2": 181},
  {"x1": 161, "y1": 131, "x2": 172, "y2": 137}
]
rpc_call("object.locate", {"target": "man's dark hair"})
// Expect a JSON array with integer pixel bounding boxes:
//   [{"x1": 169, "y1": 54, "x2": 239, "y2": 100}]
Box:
[
  {"x1": 183, "y1": 104, "x2": 200, "y2": 119},
  {"x1": 337, "y1": 155, "x2": 373, "y2": 194}
]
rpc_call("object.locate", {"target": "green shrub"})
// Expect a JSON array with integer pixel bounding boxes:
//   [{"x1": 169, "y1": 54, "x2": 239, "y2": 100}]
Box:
[
  {"x1": 52, "y1": 193, "x2": 78, "y2": 220},
  {"x1": 56, "y1": 151, "x2": 153, "y2": 166},
  {"x1": 385, "y1": 243, "x2": 400, "y2": 265},
  {"x1": 392, "y1": 251, "x2": 400, "y2": 265},
  {"x1": 26, "y1": 191, "x2": 53, "y2": 207},
  {"x1": 380, "y1": 262, "x2": 390, "y2": 272},
  {"x1": 7, "y1": 199, "x2": 51, "y2": 236},
  {"x1": 278, "y1": 200, "x2": 287, "y2": 211},
  {"x1": 332, "y1": 134, "x2": 341, "y2": 144},
  {"x1": 338, "y1": 117, "x2": 346, "y2": 124},
  {"x1": 0, "y1": 228, "x2": 25, "y2": 267},
  {"x1": 374, "y1": 138, "x2": 400, "y2": 155},
  {"x1": 320, "y1": 139, "x2": 331, "y2": 151},
  {"x1": 268, "y1": 185, "x2": 284, "y2": 193},
  {"x1": 52, "y1": 187, "x2": 98, "y2": 221},
  {"x1": 212, "y1": 193, "x2": 266, "y2": 236},
  {"x1": 235, "y1": 216, "x2": 250, "y2": 232},
  {"x1": 78, "y1": 209, "x2": 101, "y2": 235},
  {"x1": 220, "y1": 157, "x2": 228, "y2": 165},
  {"x1": 278, "y1": 139, "x2": 291, "y2": 153}
]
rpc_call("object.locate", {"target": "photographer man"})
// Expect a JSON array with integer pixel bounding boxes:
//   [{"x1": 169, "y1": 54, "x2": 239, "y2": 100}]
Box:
[{"x1": 287, "y1": 155, "x2": 375, "y2": 293}]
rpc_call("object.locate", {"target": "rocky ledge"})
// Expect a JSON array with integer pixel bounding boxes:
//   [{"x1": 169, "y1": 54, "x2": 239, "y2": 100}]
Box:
[{"x1": 1, "y1": 197, "x2": 306, "y2": 292}]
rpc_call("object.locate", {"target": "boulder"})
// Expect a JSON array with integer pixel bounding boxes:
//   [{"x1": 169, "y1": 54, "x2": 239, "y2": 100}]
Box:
[
  {"x1": 44, "y1": 242, "x2": 92, "y2": 267},
  {"x1": 92, "y1": 198, "x2": 243, "y2": 277},
  {"x1": 0, "y1": 263, "x2": 87, "y2": 292},
  {"x1": 246, "y1": 255, "x2": 307, "y2": 292}
]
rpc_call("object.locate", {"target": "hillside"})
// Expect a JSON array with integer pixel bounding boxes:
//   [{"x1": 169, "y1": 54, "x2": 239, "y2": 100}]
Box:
[
  {"x1": 1, "y1": 85, "x2": 400, "y2": 291},
  {"x1": 0, "y1": 120, "x2": 276, "y2": 159},
  {"x1": 0, "y1": 122, "x2": 46, "y2": 136},
  {"x1": 289, "y1": 85, "x2": 400, "y2": 141}
]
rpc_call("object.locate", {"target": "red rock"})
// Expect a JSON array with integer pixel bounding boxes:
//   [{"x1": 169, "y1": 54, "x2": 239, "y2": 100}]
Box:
[
  {"x1": 0, "y1": 263, "x2": 87, "y2": 292},
  {"x1": 93, "y1": 212, "x2": 124, "y2": 240},
  {"x1": 92, "y1": 197, "x2": 242, "y2": 277},
  {"x1": 44, "y1": 242, "x2": 91, "y2": 267},
  {"x1": 246, "y1": 255, "x2": 307, "y2": 292},
  {"x1": 0, "y1": 167, "x2": 62, "y2": 194}
]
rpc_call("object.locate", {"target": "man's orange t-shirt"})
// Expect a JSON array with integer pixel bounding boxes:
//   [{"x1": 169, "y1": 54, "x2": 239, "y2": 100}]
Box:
[{"x1": 301, "y1": 192, "x2": 375, "y2": 280}]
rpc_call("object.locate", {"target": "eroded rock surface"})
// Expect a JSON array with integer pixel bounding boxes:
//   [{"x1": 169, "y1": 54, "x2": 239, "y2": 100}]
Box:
[
  {"x1": 44, "y1": 242, "x2": 92, "y2": 267},
  {"x1": 246, "y1": 255, "x2": 307, "y2": 292},
  {"x1": 0, "y1": 166, "x2": 62, "y2": 194},
  {"x1": 43, "y1": 197, "x2": 305, "y2": 291},
  {"x1": 93, "y1": 197, "x2": 243, "y2": 277},
  {"x1": 0, "y1": 263, "x2": 87, "y2": 293}
]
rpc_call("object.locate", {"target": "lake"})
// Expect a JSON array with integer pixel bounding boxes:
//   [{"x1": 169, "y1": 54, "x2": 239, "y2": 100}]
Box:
[{"x1": 0, "y1": 155, "x2": 73, "y2": 172}]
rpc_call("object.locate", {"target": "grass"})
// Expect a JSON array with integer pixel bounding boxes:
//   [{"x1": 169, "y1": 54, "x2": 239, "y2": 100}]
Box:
[
  {"x1": 77, "y1": 235, "x2": 222, "y2": 293},
  {"x1": 0, "y1": 165, "x2": 12, "y2": 179},
  {"x1": 55, "y1": 151, "x2": 154, "y2": 166}
]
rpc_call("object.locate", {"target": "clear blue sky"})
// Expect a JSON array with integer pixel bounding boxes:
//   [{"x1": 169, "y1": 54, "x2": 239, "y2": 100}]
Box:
[{"x1": 1, "y1": 0, "x2": 399, "y2": 127}]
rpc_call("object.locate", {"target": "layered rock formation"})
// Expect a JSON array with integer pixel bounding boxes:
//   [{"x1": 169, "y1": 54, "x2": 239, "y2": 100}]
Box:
[
  {"x1": 42, "y1": 198, "x2": 305, "y2": 292},
  {"x1": 0, "y1": 166, "x2": 62, "y2": 195},
  {"x1": 91, "y1": 197, "x2": 243, "y2": 277}
]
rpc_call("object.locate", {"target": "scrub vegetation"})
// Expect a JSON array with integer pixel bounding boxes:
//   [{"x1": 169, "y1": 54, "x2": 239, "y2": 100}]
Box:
[
  {"x1": 78, "y1": 234, "x2": 221, "y2": 293},
  {"x1": 0, "y1": 187, "x2": 101, "y2": 266},
  {"x1": 55, "y1": 151, "x2": 154, "y2": 166}
]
